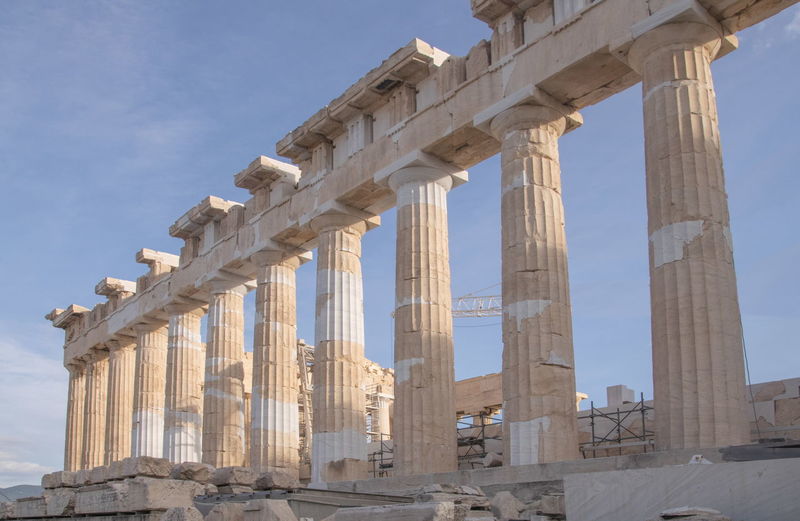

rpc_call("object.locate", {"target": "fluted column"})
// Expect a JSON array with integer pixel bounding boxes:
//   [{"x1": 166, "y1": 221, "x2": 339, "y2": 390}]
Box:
[
  {"x1": 388, "y1": 167, "x2": 457, "y2": 476},
  {"x1": 82, "y1": 349, "x2": 109, "y2": 469},
  {"x1": 310, "y1": 216, "x2": 368, "y2": 483},
  {"x1": 131, "y1": 322, "x2": 169, "y2": 458},
  {"x1": 489, "y1": 104, "x2": 579, "y2": 465},
  {"x1": 104, "y1": 338, "x2": 136, "y2": 464},
  {"x1": 628, "y1": 21, "x2": 749, "y2": 449},
  {"x1": 163, "y1": 304, "x2": 206, "y2": 463},
  {"x1": 202, "y1": 281, "x2": 247, "y2": 468},
  {"x1": 64, "y1": 361, "x2": 86, "y2": 471},
  {"x1": 250, "y1": 252, "x2": 301, "y2": 476},
  {"x1": 375, "y1": 392, "x2": 393, "y2": 438}
]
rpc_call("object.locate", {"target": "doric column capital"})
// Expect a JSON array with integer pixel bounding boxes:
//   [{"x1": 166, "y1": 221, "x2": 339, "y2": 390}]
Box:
[
  {"x1": 133, "y1": 320, "x2": 168, "y2": 334},
  {"x1": 208, "y1": 279, "x2": 249, "y2": 296},
  {"x1": 489, "y1": 104, "x2": 567, "y2": 141},
  {"x1": 164, "y1": 297, "x2": 207, "y2": 317},
  {"x1": 387, "y1": 166, "x2": 454, "y2": 193},
  {"x1": 66, "y1": 359, "x2": 86, "y2": 374},
  {"x1": 610, "y1": 1, "x2": 737, "y2": 74},
  {"x1": 106, "y1": 337, "x2": 136, "y2": 353},
  {"x1": 310, "y1": 213, "x2": 373, "y2": 237},
  {"x1": 250, "y1": 249, "x2": 311, "y2": 270},
  {"x1": 627, "y1": 22, "x2": 723, "y2": 73},
  {"x1": 85, "y1": 347, "x2": 109, "y2": 364}
]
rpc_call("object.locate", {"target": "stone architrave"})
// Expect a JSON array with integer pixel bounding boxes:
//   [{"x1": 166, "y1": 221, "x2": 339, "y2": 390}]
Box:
[
  {"x1": 64, "y1": 360, "x2": 87, "y2": 471},
  {"x1": 250, "y1": 251, "x2": 302, "y2": 476},
  {"x1": 202, "y1": 280, "x2": 248, "y2": 468},
  {"x1": 163, "y1": 303, "x2": 206, "y2": 463},
  {"x1": 82, "y1": 349, "x2": 109, "y2": 469},
  {"x1": 388, "y1": 166, "x2": 459, "y2": 475},
  {"x1": 131, "y1": 322, "x2": 169, "y2": 458},
  {"x1": 310, "y1": 214, "x2": 370, "y2": 483},
  {"x1": 104, "y1": 338, "x2": 136, "y2": 464},
  {"x1": 626, "y1": 20, "x2": 750, "y2": 449},
  {"x1": 489, "y1": 104, "x2": 580, "y2": 465}
]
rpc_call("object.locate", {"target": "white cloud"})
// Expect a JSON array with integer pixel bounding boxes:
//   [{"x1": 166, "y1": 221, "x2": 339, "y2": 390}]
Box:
[
  {"x1": 0, "y1": 326, "x2": 66, "y2": 487},
  {"x1": 787, "y1": 8, "x2": 800, "y2": 38}
]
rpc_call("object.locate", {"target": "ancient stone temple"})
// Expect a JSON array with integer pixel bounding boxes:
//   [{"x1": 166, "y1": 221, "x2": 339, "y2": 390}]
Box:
[{"x1": 7, "y1": 1, "x2": 798, "y2": 521}]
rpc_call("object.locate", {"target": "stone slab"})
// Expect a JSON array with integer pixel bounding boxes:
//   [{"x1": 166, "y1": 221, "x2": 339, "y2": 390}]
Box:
[
  {"x1": 243, "y1": 499, "x2": 299, "y2": 521},
  {"x1": 12, "y1": 497, "x2": 46, "y2": 519},
  {"x1": 43, "y1": 488, "x2": 76, "y2": 516},
  {"x1": 206, "y1": 502, "x2": 245, "y2": 521},
  {"x1": 254, "y1": 471, "x2": 301, "y2": 491},
  {"x1": 75, "y1": 477, "x2": 204, "y2": 514},
  {"x1": 170, "y1": 462, "x2": 214, "y2": 483},
  {"x1": 333, "y1": 501, "x2": 457, "y2": 521},
  {"x1": 41, "y1": 471, "x2": 78, "y2": 489},
  {"x1": 162, "y1": 506, "x2": 204, "y2": 521},
  {"x1": 564, "y1": 458, "x2": 800, "y2": 521},
  {"x1": 211, "y1": 466, "x2": 256, "y2": 486}
]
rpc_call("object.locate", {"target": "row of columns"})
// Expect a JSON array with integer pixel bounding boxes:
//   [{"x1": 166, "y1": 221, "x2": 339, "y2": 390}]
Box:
[{"x1": 61, "y1": 18, "x2": 750, "y2": 480}]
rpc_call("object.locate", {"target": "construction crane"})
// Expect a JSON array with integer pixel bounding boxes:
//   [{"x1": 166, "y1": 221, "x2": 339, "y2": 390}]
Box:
[{"x1": 451, "y1": 294, "x2": 502, "y2": 318}]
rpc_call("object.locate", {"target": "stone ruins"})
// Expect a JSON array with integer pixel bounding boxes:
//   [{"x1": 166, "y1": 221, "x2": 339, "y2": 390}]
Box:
[{"x1": 4, "y1": 1, "x2": 799, "y2": 520}]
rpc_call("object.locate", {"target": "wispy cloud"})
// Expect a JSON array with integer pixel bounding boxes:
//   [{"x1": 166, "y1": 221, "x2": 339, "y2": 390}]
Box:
[
  {"x1": 787, "y1": 8, "x2": 800, "y2": 38},
  {"x1": 0, "y1": 325, "x2": 66, "y2": 487}
]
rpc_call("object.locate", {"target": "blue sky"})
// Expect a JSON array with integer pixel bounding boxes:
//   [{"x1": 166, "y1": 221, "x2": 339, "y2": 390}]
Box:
[{"x1": 0, "y1": 1, "x2": 797, "y2": 487}]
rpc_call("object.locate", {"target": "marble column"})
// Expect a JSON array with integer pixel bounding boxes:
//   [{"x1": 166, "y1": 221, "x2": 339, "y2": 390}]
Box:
[
  {"x1": 388, "y1": 167, "x2": 457, "y2": 475},
  {"x1": 64, "y1": 360, "x2": 86, "y2": 471},
  {"x1": 250, "y1": 252, "x2": 301, "y2": 476},
  {"x1": 131, "y1": 323, "x2": 169, "y2": 458},
  {"x1": 310, "y1": 216, "x2": 368, "y2": 483},
  {"x1": 375, "y1": 391, "x2": 393, "y2": 439},
  {"x1": 628, "y1": 21, "x2": 749, "y2": 449},
  {"x1": 202, "y1": 281, "x2": 247, "y2": 468},
  {"x1": 82, "y1": 349, "x2": 109, "y2": 469},
  {"x1": 489, "y1": 105, "x2": 579, "y2": 465},
  {"x1": 104, "y1": 338, "x2": 136, "y2": 464},
  {"x1": 163, "y1": 304, "x2": 206, "y2": 463}
]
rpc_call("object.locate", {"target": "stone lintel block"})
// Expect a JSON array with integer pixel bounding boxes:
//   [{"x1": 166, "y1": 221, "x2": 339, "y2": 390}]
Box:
[
  {"x1": 13, "y1": 497, "x2": 47, "y2": 519},
  {"x1": 43, "y1": 488, "x2": 77, "y2": 516},
  {"x1": 89, "y1": 465, "x2": 110, "y2": 484},
  {"x1": 136, "y1": 249, "x2": 180, "y2": 268},
  {"x1": 95, "y1": 277, "x2": 137, "y2": 297},
  {"x1": 74, "y1": 469, "x2": 92, "y2": 486},
  {"x1": 0, "y1": 501, "x2": 16, "y2": 520},
  {"x1": 234, "y1": 156, "x2": 301, "y2": 194},
  {"x1": 75, "y1": 477, "x2": 205, "y2": 514},
  {"x1": 169, "y1": 462, "x2": 215, "y2": 484},
  {"x1": 333, "y1": 501, "x2": 456, "y2": 521},
  {"x1": 169, "y1": 196, "x2": 243, "y2": 239},
  {"x1": 42, "y1": 470, "x2": 78, "y2": 489},
  {"x1": 217, "y1": 485, "x2": 254, "y2": 495},
  {"x1": 253, "y1": 470, "x2": 301, "y2": 491},
  {"x1": 211, "y1": 466, "x2": 257, "y2": 486},
  {"x1": 108, "y1": 456, "x2": 174, "y2": 480},
  {"x1": 50, "y1": 304, "x2": 90, "y2": 329},
  {"x1": 242, "y1": 499, "x2": 298, "y2": 521},
  {"x1": 162, "y1": 506, "x2": 205, "y2": 521}
]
